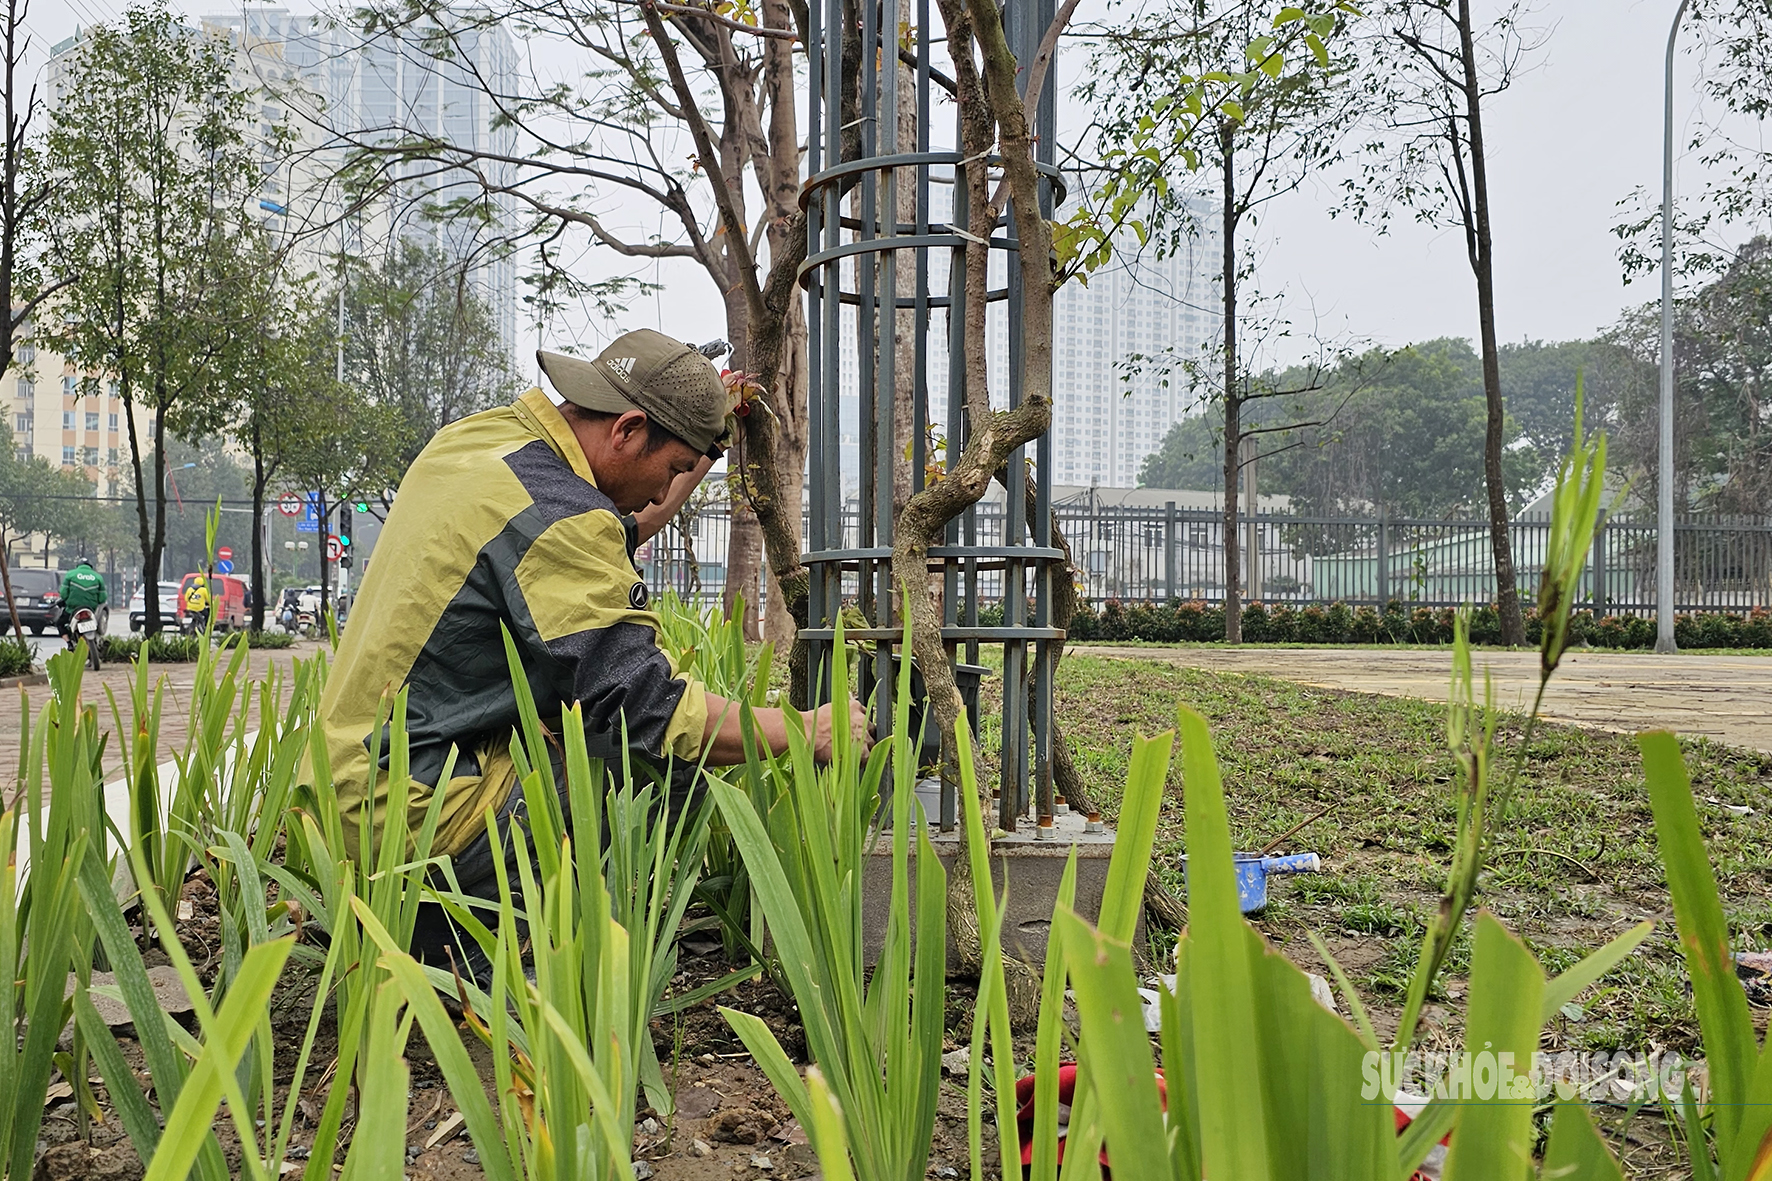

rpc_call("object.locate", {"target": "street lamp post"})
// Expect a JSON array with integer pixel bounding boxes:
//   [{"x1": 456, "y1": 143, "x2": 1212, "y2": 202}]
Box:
[{"x1": 1657, "y1": 0, "x2": 1691, "y2": 654}]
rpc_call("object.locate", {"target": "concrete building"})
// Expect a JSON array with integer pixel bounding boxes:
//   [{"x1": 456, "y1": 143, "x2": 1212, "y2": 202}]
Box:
[
  {"x1": 6, "y1": 328, "x2": 135, "y2": 499},
  {"x1": 834, "y1": 197, "x2": 1220, "y2": 493},
  {"x1": 200, "y1": 4, "x2": 522, "y2": 360}
]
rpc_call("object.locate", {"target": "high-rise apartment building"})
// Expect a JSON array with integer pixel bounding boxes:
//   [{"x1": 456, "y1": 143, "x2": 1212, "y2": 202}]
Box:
[
  {"x1": 4, "y1": 328, "x2": 133, "y2": 499},
  {"x1": 202, "y1": 5, "x2": 521, "y2": 360},
  {"x1": 833, "y1": 198, "x2": 1221, "y2": 493}
]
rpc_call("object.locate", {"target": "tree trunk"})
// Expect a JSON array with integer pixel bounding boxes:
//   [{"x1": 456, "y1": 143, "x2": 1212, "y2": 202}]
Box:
[
  {"x1": 891, "y1": 11, "x2": 918, "y2": 520},
  {"x1": 250, "y1": 432, "x2": 266, "y2": 634},
  {"x1": 1456, "y1": 0, "x2": 1523, "y2": 646},
  {"x1": 724, "y1": 497, "x2": 763, "y2": 640},
  {"x1": 1219, "y1": 120, "x2": 1243, "y2": 644},
  {"x1": 0, "y1": 531, "x2": 23, "y2": 643},
  {"x1": 318, "y1": 487, "x2": 331, "y2": 625},
  {"x1": 147, "y1": 403, "x2": 169, "y2": 636}
]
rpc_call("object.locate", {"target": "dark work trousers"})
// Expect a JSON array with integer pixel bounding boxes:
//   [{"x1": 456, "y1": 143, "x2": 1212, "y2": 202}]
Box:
[{"x1": 406, "y1": 746, "x2": 704, "y2": 988}]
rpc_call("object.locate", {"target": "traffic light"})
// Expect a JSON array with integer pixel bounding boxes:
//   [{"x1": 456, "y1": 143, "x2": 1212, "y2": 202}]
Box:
[
  {"x1": 355, "y1": 501, "x2": 369, "y2": 512},
  {"x1": 337, "y1": 504, "x2": 352, "y2": 548}
]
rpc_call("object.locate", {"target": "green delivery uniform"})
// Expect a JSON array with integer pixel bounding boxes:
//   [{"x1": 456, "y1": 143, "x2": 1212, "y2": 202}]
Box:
[
  {"x1": 59, "y1": 563, "x2": 107, "y2": 612},
  {"x1": 315, "y1": 386, "x2": 710, "y2": 863}
]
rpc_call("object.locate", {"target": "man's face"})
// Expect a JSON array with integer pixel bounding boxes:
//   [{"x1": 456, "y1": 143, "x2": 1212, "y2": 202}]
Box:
[{"x1": 597, "y1": 414, "x2": 705, "y2": 515}]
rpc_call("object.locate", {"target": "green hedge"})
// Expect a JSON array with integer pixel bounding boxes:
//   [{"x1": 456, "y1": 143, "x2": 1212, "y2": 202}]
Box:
[
  {"x1": 975, "y1": 600, "x2": 1772, "y2": 649},
  {"x1": 100, "y1": 633, "x2": 204, "y2": 663},
  {"x1": 99, "y1": 629, "x2": 298, "y2": 663},
  {"x1": 0, "y1": 637, "x2": 32, "y2": 678}
]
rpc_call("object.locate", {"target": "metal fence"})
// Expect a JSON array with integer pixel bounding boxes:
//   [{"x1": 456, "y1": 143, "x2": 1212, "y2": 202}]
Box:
[{"x1": 637, "y1": 502, "x2": 1772, "y2": 616}]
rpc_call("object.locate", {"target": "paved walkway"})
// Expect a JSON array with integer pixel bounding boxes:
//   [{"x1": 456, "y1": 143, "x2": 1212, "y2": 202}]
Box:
[
  {"x1": 0, "y1": 641, "x2": 320, "y2": 786},
  {"x1": 1069, "y1": 646, "x2": 1772, "y2": 753}
]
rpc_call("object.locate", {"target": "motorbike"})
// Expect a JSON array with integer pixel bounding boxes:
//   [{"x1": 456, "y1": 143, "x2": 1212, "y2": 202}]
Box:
[
  {"x1": 280, "y1": 604, "x2": 317, "y2": 637},
  {"x1": 63, "y1": 607, "x2": 102, "y2": 672}
]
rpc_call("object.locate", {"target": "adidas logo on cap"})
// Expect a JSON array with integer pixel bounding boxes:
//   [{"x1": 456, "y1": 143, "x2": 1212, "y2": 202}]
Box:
[{"x1": 605, "y1": 355, "x2": 636, "y2": 380}]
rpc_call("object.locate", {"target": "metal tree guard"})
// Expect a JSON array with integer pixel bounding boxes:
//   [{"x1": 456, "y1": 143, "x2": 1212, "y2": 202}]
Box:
[{"x1": 799, "y1": 0, "x2": 1062, "y2": 834}]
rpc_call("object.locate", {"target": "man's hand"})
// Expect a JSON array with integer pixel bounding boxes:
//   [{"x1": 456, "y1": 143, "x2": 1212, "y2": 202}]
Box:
[
  {"x1": 701, "y1": 692, "x2": 874, "y2": 766},
  {"x1": 812, "y1": 697, "x2": 875, "y2": 763}
]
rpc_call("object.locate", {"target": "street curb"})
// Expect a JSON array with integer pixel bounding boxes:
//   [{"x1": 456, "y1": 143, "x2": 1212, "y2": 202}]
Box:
[{"x1": 0, "y1": 673, "x2": 48, "y2": 689}]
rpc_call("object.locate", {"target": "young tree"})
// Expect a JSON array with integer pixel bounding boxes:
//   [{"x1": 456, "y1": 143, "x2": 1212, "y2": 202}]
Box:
[
  {"x1": 1082, "y1": 0, "x2": 1360, "y2": 640},
  {"x1": 220, "y1": 235, "x2": 352, "y2": 631},
  {"x1": 343, "y1": 240, "x2": 519, "y2": 479},
  {"x1": 323, "y1": 0, "x2": 813, "y2": 645},
  {"x1": 1, "y1": 0, "x2": 66, "y2": 354},
  {"x1": 43, "y1": 2, "x2": 261, "y2": 634},
  {"x1": 1342, "y1": 0, "x2": 1542, "y2": 644},
  {"x1": 278, "y1": 380, "x2": 404, "y2": 624}
]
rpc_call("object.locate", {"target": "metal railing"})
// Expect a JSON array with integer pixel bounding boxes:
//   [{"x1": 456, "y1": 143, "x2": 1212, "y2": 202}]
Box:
[{"x1": 637, "y1": 502, "x2": 1772, "y2": 616}]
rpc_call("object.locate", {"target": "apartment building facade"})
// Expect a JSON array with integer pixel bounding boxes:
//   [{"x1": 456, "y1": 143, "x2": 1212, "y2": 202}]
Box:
[{"x1": 833, "y1": 198, "x2": 1223, "y2": 494}]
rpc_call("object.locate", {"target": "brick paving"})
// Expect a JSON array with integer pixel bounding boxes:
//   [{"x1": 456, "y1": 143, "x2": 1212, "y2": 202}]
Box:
[{"x1": 0, "y1": 641, "x2": 319, "y2": 787}]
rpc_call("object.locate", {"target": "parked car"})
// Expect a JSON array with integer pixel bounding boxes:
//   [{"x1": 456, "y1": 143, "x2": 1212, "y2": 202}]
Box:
[
  {"x1": 5, "y1": 568, "x2": 68, "y2": 635},
  {"x1": 129, "y1": 581, "x2": 183, "y2": 633},
  {"x1": 177, "y1": 572, "x2": 250, "y2": 632}
]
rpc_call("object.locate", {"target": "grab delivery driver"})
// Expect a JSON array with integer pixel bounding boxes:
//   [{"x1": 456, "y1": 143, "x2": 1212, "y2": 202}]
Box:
[{"x1": 317, "y1": 329, "x2": 871, "y2": 977}]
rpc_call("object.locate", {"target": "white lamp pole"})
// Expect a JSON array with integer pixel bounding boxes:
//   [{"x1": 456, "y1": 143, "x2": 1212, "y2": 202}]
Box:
[{"x1": 1656, "y1": 0, "x2": 1691, "y2": 653}]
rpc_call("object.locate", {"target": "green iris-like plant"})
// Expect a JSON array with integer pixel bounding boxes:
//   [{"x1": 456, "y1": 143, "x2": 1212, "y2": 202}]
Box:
[{"x1": 711, "y1": 613, "x2": 945, "y2": 1181}]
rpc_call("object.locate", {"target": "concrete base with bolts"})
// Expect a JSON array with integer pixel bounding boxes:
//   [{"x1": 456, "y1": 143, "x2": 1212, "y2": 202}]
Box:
[{"x1": 861, "y1": 782, "x2": 1139, "y2": 970}]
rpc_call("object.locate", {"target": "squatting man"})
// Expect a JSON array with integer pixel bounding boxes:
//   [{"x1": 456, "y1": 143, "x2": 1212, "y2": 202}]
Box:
[{"x1": 316, "y1": 329, "x2": 872, "y2": 977}]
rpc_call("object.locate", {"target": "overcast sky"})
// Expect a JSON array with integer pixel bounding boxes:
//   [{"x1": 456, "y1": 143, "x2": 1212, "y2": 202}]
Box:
[{"x1": 28, "y1": 0, "x2": 1755, "y2": 359}]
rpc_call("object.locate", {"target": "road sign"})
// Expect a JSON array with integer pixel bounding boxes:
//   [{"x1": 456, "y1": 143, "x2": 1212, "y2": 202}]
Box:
[
  {"x1": 326, "y1": 535, "x2": 342, "y2": 562},
  {"x1": 217, "y1": 546, "x2": 232, "y2": 562},
  {"x1": 297, "y1": 491, "x2": 321, "y2": 534},
  {"x1": 278, "y1": 493, "x2": 302, "y2": 517},
  {"x1": 216, "y1": 559, "x2": 234, "y2": 574}
]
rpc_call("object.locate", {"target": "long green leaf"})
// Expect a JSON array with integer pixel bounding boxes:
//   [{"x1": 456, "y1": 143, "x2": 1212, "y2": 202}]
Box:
[
  {"x1": 709, "y1": 781, "x2": 844, "y2": 1077},
  {"x1": 1638, "y1": 730, "x2": 1757, "y2": 1149},
  {"x1": 1055, "y1": 907, "x2": 1170, "y2": 1181},
  {"x1": 805, "y1": 1067, "x2": 860, "y2": 1181},
  {"x1": 143, "y1": 938, "x2": 294, "y2": 1181},
  {"x1": 1396, "y1": 1100, "x2": 1457, "y2": 1181},
  {"x1": 1539, "y1": 922, "x2": 1653, "y2": 1026},
  {"x1": 1099, "y1": 731, "x2": 1173, "y2": 943},
  {"x1": 1029, "y1": 850, "x2": 1080, "y2": 1181},
  {"x1": 1440, "y1": 914, "x2": 1544, "y2": 1181},
  {"x1": 1542, "y1": 1100, "x2": 1625, "y2": 1181},
  {"x1": 353, "y1": 898, "x2": 518, "y2": 1181},
  {"x1": 341, "y1": 984, "x2": 412, "y2": 1181},
  {"x1": 1175, "y1": 705, "x2": 1270, "y2": 1180},
  {"x1": 722, "y1": 1007, "x2": 815, "y2": 1130}
]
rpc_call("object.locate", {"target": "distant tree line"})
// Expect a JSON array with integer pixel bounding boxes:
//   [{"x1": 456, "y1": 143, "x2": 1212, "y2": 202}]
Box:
[{"x1": 1140, "y1": 237, "x2": 1772, "y2": 523}]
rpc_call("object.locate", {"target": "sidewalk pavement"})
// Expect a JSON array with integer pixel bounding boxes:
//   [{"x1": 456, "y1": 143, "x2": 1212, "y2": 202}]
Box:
[
  {"x1": 0, "y1": 640, "x2": 320, "y2": 788},
  {"x1": 1067, "y1": 646, "x2": 1772, "y2": 754}
]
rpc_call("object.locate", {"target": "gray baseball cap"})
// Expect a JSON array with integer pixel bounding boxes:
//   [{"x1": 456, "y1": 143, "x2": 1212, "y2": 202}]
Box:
[{"x1": 537, "y1": 329, "x2": 730, "y2": 458}]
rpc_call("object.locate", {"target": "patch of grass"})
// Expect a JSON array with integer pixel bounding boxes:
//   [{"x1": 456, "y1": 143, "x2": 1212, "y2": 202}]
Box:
[
  {"x1": 1341, "y1": 900, "x2": 1410, "y2": 937},
  {"x1": 977, "y1": 651, "x2": 1772, "y2": 1057}
]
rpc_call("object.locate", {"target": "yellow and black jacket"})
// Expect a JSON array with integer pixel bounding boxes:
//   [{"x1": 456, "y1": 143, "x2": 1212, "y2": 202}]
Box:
[{"x1": 316, "y1": 387, "x2": 709, "y2": 859}]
